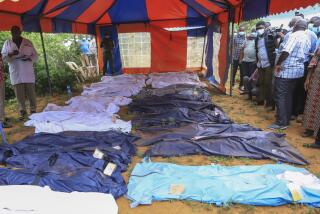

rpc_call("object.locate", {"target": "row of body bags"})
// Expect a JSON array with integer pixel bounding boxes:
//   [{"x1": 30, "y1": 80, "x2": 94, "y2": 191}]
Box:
[
  {"x1": 127, "y1": 159, "x2": 320, "y2": 208},
  {"x1": 0, "y1": 131, "x2": 138, "y2": 199},
  {"x1": 25, "y1": 73, "x2": 206, "y2": 133},
  {"x1": 129, "y1": 84, "x2": 231, "y2": 131},
  {"x1": 130, "y1": 83, "x2": 307, "y2": 165},
  {"x1": 25, "y1": 74, "x2": 148, "y2": 133}
]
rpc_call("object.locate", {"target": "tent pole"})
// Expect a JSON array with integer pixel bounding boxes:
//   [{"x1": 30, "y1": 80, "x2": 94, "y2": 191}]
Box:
[
  {"x1": 200, "y1": 30, "x2": 207, "y2": 72},
  {"x1": 229, "y1": 10, "x2": 235, "y2": 97},
  {"x1": 39, "y1": 29, "x2": 52, "y2": 95}
]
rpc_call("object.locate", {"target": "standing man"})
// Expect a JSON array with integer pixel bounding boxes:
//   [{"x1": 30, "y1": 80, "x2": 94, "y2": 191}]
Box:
[
  {"x1": 1, "y1": 26, "x2": 38, "y2": 120},
  {"x1": 231, "y1": 26, "x2": 246, "y2": 90},
  {"x1": 255, "y1": 21, "x2": 276, "y2": 107},
  {"x1": 240, "y1": 31, "x2": 257, "y2": 94},
  {"x1": 269, "y1": 20, "x2": 310, "y2": 130},
  {"x1": 79, "y1": 37, "x2": 90, "y2": 66},
  {"x1": 100, "y1": 33, "x2": 115, "y2": 76}
]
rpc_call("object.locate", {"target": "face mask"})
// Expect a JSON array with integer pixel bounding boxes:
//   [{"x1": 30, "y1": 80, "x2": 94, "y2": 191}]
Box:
[
  {"x1": 311, "y1": 26, "x2": 319, "y2": 34},
  {"x1": 238, "y1": 31, "x2": 245, "y2": 36},
  {"x1": 257, "y1": 29, "x2": 265, "y2": 36},
  {"x1": 251, "y1": 32, "x2": 257, "y2": 38},
  {"x1": 308, "y1": 23, "x2": 314, "y2": 30}
]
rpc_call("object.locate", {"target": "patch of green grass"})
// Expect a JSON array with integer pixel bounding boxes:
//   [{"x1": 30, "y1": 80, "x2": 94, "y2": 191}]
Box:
[
  {"x1": 165, "y1": 157, "x2": 177, "y2": 164},
  {"x1": 217, "y1": 205, "x2": 232, "y2": 214},
  {"x1": 235, "y1": 157, "x2": 252, "y2": 165},
  {"x1": 208, "y1": 156, "x2": 230, "y2": 164},
  {"x1": 182, "y1": 201, "x2": 215, "y2": 212},
  {"x1": 136, "y1": 151, "x2": 145, "y2": 158}
]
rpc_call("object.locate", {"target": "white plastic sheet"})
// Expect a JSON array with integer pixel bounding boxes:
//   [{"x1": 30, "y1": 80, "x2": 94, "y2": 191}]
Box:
[
  {"x1": 0, "y1": 185, "x2": 118, "y2": 214},
  {"x1": 25, "y1": 111, "x2": 132, "y2": 133}
]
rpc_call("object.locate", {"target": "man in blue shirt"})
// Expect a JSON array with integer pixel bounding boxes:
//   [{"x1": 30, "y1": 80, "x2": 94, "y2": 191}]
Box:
[
  {"x1": 269, "y1": 20, "x2": 311, "y2": 130},
  {"x1": 79, "y1": 38, "x2": 90, "y2": 67},
  {"x1": 79, "y1": 38, "x2": 90, "y2": 54},
  {"x1": 255, "y1": 21, "x2": 276, "y2": 107}
]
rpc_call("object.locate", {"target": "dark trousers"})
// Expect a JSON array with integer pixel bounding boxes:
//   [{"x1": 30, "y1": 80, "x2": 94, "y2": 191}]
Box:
[
  {"x1": 241, "y1": 62, "x2": 256, "y2": 91},
  {"x1": 231, "y1": 59, "x2": 244, "y2": 87},
  {"x1": 243, "y1": 76, "x2": 258, "y2": 98},
  {"x1": 274, "y1": 77, "x2": 297, "y2": 126},
  {"x1": 103, "y1": 52, "x2": 114, "y2": 75},
  {"x1": 257, "y1": 66, "x2": 273, "y2": 106},
  {"x1": 291, "y1": 62, "x2": 308, "y2": 116},
  {"x1": 241, "y1": 61, "x2": 256, "y2": 78}
]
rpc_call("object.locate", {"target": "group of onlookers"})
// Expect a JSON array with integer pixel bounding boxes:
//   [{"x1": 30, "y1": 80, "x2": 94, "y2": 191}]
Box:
[{"x1": 232, "y1": 14, "x2": 320, "y2": 148}]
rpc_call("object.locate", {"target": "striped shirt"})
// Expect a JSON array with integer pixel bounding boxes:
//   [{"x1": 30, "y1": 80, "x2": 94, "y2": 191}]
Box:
[
  {"x1": 233, "y1": 34, "x2": 245, "y2": 60},
  {"x1": 276, "y1": 30, "x2": 311, "y2": 79}
]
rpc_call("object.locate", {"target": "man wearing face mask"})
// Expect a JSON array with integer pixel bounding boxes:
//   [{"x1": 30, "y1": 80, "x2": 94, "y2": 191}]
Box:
[
  {"x1": 100, "y1": 32, "x2": 115, "y2": 76},
  {"x1": 269, "y1": 20, "x2": 310, "y2": 130},
  {"x1": 255, "y1": 21, "x2": 276, "y2": 107},
  {"x1": 231, "y1": 26, "x2": 246, "y2": 90},
  {"x1": 240, "y1": 30, "x2": 257, "y2": 94}
]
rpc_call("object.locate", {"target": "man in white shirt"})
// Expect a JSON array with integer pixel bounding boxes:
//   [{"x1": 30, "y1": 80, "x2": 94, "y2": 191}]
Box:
[{"x1": 1, "y1": 26, "x2": 38, "y2": 120}]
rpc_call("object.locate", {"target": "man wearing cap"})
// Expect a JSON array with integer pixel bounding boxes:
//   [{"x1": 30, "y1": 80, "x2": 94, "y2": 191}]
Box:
[
  {"x1": 1, "y1": 26, "x2": 38, "y2": 120},
  {"x1": 269, "y1": 20, "x2": 311, "y2": 130}
]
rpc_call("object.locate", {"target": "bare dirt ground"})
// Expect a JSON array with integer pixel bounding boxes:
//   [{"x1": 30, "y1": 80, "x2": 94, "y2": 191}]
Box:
[{"x1": 3, "y1": 88, "x2": 320, "y2": 214}]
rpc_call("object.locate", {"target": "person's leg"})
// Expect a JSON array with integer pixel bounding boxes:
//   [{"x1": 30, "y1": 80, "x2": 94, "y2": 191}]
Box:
[
  {"x1": 103, "y1": 52, "x2": 108, "y2": 75},
  {"x1": 265, "y1": 66, "x2": 274, "y2": 107},
  {"x1": 0, "y1": 81, "x2": 4, "y2": 123},
  {"x1": 274, "y1": 77, "x2": 289, "y2": 126},
  {"x1": 285, "y1": 79, "x2": 297, "y2": 125},
  {"x1": 256, "y1": 68, "x2": 265, "y2": 104},
  {"x1": 239, "y1": 62, "x2": 245, "y2": 88},
  {"x1": 248, "y1": 62, "x2": 256, "y2": 77},
  {"x1": 13, "y1": 84, "x2": 27, "y2": 115},
  {"x1": 109, "y1": 54, "x2": 114, "y2": 75},
  {"x1": 243, "y1": 76, "x2": 251, "y2": 97},
  {"x1": 231, "y1": 60, "x2": 239, "y2": 86},
  {"x1": 26, "y1": 83, "x2": 37, "y2": 113}
]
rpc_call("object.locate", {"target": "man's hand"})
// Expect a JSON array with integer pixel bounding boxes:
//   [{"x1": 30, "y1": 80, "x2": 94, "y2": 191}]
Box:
[
  {"x1": 8, "y1": 50, "x2": 19, "y2": 57},
  {"x1": 22, "y1": 57, "x2": 32, "y2": 62},
  {"x1": 274, "y1": 65, "x2": 281, "y2": 73},
  {"x1": 304, "y1": 77, "x2": 310, "y2": 91}
]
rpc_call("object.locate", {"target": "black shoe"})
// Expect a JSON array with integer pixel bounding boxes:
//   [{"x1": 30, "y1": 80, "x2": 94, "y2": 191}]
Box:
[
  {"x1": 268, "y1": 123, "x2": 289, "y2": 130},
  {"x1": 303, "y1": 142, "x2": 320, "y2": 149},
  {"x1": 302, "y1": 129, "x2": 314, "y2": 137}
]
